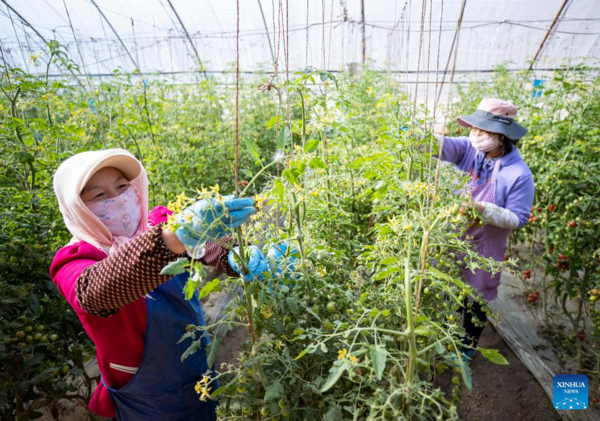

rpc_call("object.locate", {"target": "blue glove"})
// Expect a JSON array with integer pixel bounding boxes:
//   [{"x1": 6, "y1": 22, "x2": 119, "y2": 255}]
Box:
[
  {"x1": 267, "y1": 241, "x2": 299, "y2": 279},
  {"x1": 228, "y1": 245, "x2": 268, "y2": 282},
  {"x1": 175, "y1": 196, "x2": 255, "y2": 247}
]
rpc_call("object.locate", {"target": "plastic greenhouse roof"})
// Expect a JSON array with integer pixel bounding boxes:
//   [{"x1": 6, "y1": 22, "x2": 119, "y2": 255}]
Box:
[{"x1": 1, "y1": 0, "x2": 599, "y2": 80}]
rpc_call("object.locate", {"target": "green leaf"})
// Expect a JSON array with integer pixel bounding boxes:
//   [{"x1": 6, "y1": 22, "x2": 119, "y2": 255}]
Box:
[
  {"x1": 206, "y1": 337, "x2": 221, "y2": 368},
  {"x1": 305, "y1": 137, "x2": 320, "y2": 152},
  {"x1": 295, "y1": 343, "x2": 319, "y2": 360},
  {"x1": 274, "y1": 179, "x2": 284, "y2": 201},
  {"x1": 183, "y1": 279, "x2": 198, "y2": 301},
  {"x1": 244, "y1": 137, "x2": 261, "y2": 161},
  {"x1": 161, "y1": 257, "x2": 188, "y2": 275},
  {"x1": 264, "y1": 380, "x2": 283, "y2": 402},
  {"x1": 370, "y1": 346, "x2": 388, "y2": 381},
  {"x1": 181, "y1": 340, "x2": 201, "y2": 362},
  {"x1": 434, "y1": 341, "x2": 445, "y2": 355},
  {"x1": 321, "y1": 360, "x2": 350, "y2": 393},
  {"x1": 460, "y1": 361, "x2": 473, "y2": 391},
  {"x1": 198, "y1": 278, "x2": 221, "y2": 300},
  {"x1": 278, "y1": 125, "x2": 292, "y2": 147},
  {"x1": 381, "y1": 257, "x2": 399, "y2": 265},
  {"x1": 308, "y1": 157, "x2": 327, "y2": 169},
  {"x1": 479, "y1": 348, "x2": 510, "y2": 365}
]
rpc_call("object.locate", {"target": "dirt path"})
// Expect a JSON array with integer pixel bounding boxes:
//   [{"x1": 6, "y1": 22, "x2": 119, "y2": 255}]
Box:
[{"x1": 436, "y1": 323, "x2": 562, "y2": 421}]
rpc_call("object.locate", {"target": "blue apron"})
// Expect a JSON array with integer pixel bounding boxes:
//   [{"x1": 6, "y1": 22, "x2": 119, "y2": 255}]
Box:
[{"x1": 101, "y1": 273, "x2": 218, "y2": 420}]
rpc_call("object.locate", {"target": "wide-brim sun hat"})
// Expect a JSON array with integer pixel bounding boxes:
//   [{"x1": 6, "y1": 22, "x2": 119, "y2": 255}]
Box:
[
  {"x1": 457, "y1": 98, "x2": 528, "y2": 140},
  {"x1": 78, "y1": 149, "x2": 142, "y2": 193}
]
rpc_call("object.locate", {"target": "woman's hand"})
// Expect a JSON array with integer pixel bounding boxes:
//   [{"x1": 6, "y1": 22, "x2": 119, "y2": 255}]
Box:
[
  {"x1": 174, "y1": 196, "x2": 256, "y2": 248},
  {"x1": 267, "y1": 241, "x2": 299, "y2": 279},
  {"x1": 228, "y1": 245, "x2": 268, "y2": 282}
]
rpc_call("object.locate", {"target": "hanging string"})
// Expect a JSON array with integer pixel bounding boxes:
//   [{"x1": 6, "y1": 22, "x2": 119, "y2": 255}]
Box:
[
  {"x1": 327, "y1": 0, "x2": 334, "y2": 70},
  {"x1": 321, "y1": 0, "x2": 326, "y2": 69},
  {"x1": 235, "y1": 0, "x2": 240, "y2": 197},
  {"x1": 63, "y1": 0, "x2": 92, "y2": 92},
  {"x1": 414, "y1": 0, "x2": 447, "y2": 318},
  {"x1": 286, "y1": 0, "x2": 290, "y2": 130},
  {"x1": 5, "y1": 5, "x2": 31, "y2": 74},
  {"x1": 412, "y1": 0, "x2": 428, "y2": 122},
  {"x1": 305, "y1": 0, "x2": 310, "y2": 67}
]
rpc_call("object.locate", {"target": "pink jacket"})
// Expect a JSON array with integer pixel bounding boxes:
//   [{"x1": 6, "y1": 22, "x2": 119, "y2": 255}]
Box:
[{"x1": 49, "y1": 206, "x2": 171, "y2": 418}]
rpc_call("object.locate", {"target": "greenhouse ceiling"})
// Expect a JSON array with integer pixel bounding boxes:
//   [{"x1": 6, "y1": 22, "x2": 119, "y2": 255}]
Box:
[{"x1": 1, "y1": 0, "x2": 599, "y2": 80}]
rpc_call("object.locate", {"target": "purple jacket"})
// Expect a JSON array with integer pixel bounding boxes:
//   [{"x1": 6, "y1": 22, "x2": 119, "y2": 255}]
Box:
[{"x1": 439, "y1": 136, "x2": 535, "y2": 229}]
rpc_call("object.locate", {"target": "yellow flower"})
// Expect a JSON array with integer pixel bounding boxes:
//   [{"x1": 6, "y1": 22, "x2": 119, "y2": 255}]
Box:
[
  {"x1": 349, "y1": 355, "x2": 359, "y2": 363},
  {"x1": 260, "y1": 304, "x2": 273, "y2": 319},
  {"x1": 195, "y1": 376, "x2": 212, "y2": 401},
  {"x1": 210, "y1": 184, "x2": 220, "y2": 195},
  {"x1": 338, "y1": 349, "x2": 348, "y2": 360}
]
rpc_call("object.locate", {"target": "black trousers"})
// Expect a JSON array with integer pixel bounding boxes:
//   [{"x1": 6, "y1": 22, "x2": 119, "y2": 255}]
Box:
[{"x1": 460, "y1": 299, "x2": 487, "y2": 348}]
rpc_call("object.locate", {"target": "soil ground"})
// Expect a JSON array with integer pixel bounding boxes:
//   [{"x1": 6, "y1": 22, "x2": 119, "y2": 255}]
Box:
[{"x1": 436, "y1": 323, "x2": 562, "y2": 421}]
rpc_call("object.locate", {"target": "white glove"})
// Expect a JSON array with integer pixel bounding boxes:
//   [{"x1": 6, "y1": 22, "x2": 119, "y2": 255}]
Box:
[{"x1": 479, "y1": 202, "x2": 519, "y2": 229}]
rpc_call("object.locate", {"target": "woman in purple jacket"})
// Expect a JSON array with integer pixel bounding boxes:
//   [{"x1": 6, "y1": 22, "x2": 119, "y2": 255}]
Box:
[{"x1": 436, "y1": 98, "x2": 535, "y2": 359}]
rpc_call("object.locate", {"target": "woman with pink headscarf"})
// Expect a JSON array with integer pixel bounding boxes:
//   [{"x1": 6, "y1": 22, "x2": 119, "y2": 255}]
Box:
[{"x1": 50, "y1": 149, "x2": 268, "y2": 420}]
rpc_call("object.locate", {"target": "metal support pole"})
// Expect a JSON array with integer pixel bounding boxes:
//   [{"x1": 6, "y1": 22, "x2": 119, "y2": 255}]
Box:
[
  {"x1": 257, "y1": 0, "x2": 275, "y2": 63},
  {"x1": 165, "y1": 0, "x2": 208, "y2": 79},
  {"x1": 527, "y1": 0, "x2": 570, "y2": 71},
  {"x1": 89, "y1": 0, "x2": 139, "y2": 71}
]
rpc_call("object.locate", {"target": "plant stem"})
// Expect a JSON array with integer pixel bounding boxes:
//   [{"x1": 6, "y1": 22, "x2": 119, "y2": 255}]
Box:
[
  {"x1": 404, "y1": 245, "x2": 418, "y2": 386},
  {"x1": 240, "y1": 159, "x2": 280, "y2": 197}
]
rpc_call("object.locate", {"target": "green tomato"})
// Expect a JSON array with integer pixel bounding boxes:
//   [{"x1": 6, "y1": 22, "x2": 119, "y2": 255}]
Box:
[
  {"x1": 424, "y1": 287, "x2": 431, "y2": 295},
  {"x1": 236, "y1": 384, "x2": 247, "y2": 393},
  {"x1": 323, "y1": 320, "x2": 335, "y2": 330},
  {"x1": 326, "y1": 302, "x2": 339, "y2": 313},
  {"x1": 36, "y1": 325, "x2": 44, "y2": 332},
  {"x1": 49, "y1": 334, "x2": 58, "y2": 342},
  {"x1": 452, "y1": 376, "x2": 460, "y2": 385},
  {"x1": 34, "y1": 333, "x2": 42, "y2": 341},
  {"x1": 26, "y1": 335, "x2": 33, "y2": 343},
  {"x1": 260, "y1": 406, "x2": 270, "y2": 416},
  {"x1": 41, "y1": 336, "x2": 48, "y2": 342},
  {"x1": 25, "y1": 326, "x2": 32, "y2": 333},
  {"x1": 278, "y1": 399, "x2": 288, "y2": 410}
]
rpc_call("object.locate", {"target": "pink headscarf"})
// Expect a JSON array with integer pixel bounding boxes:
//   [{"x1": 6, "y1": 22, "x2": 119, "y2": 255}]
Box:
[{"x1": 53, "y1": 149, "x2": 149, "y2": 256}]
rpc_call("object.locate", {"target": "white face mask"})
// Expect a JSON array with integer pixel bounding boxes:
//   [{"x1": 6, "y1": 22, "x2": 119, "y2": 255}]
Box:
[
  {"x1": 469, "y1": 131, "x2": 500, "y2": 153},
  {"x1": 86, "y1": 186, "x2": 142, "y2": 238}
]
